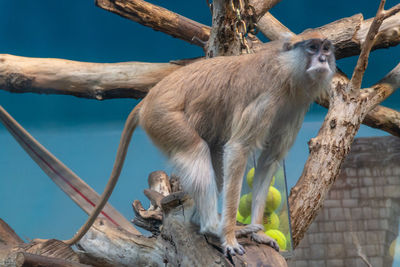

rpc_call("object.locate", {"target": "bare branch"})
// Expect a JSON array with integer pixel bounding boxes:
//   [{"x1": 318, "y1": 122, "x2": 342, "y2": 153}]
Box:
[
  {"x1": 349, "y1": 1, "x2": 391, "y2": 92},
  {"x1": 363, "y1": 105, "x2": 400, "y2": 137},
  {"x1": 0, "y1": 54, "x2": 181, "y2": 100},
  {"x1": 257, "y1": 12, "x2": 295, "y2": 40},
  {"x1": 362, "y1": 62, "x2": 400, "y2": 109},
  {"x1": 250, "y1": 0, "x2": 282, "y2": 19},
  {"x1": 95, "y1": 0, "x2": 210, "y2": 47},
  {"x1": 15, "y1": 252, "x2": 90, "y2": 267},
  {"x1": 0, "y1": 219, "x2": 24, "y2": 246},
  {"x1": 258, "y1": 10, "x2": 400, "y2": 60}
]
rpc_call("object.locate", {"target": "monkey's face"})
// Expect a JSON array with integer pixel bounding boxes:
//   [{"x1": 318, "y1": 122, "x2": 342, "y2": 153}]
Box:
[{"x1": 297, "y1": 38, "x2": 335, "y2": 81}]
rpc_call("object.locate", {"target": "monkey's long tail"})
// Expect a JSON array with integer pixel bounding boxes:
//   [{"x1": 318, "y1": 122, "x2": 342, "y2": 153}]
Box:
[{"x1": 64, "y1": 101, "x2": 143, "y2": 245}]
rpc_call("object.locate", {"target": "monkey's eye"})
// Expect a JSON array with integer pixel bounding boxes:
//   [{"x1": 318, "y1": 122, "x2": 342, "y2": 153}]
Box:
[
  {"x1": 322, "y1": 44, "x2": 331, "y2": 54},
  {"x1": 307, "y1": 44, "x2": 318, "y2": 54}
]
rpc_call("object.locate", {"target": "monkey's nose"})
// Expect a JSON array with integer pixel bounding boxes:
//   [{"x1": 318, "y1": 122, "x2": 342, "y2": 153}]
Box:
[{"x1": 319, "y1": 55, "x2": 327, "y2": 62}]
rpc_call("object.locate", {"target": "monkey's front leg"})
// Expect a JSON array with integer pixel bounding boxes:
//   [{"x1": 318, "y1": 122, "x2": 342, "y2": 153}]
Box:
[
  {"x1": 249, "y1": 158, "x2": 280, "y2": 251},
  {"x1": 221, "y1": 142, "x2": 249, "y2": 256}
]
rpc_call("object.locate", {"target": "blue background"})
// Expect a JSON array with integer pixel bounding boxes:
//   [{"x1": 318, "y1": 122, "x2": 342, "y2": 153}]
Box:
[{"x1": 0, "y1": 0, "x2": 399, "y2": 245}]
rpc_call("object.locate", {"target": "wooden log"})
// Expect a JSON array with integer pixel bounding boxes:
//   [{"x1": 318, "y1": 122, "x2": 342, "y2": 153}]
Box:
[
  {"x1": 0, "y1": 106, "x2": 140, "y2": 235},
  {"x1": 95, "y1": 0, "x2": 210, "y2": 47},
  {"x1": 0, "y1": 54, "x2": 181, "y2": 100},
  {"x1": 78, "y1": 193, "x2": 288, "y2": 267},
  {"x1": 0, "y1": 219, "x2": 24, "y2": 246},
  {"x1": 147, "y1": 170, "x2": 171, "y2": 209},
  {"x1": 15, "y1": 252, "x2": 90, "y2": 267}
]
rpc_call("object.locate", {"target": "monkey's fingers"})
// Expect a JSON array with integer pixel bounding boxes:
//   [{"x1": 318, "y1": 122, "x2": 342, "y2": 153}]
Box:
[
  {"x1": 251, "y1": 231, "x2": 280, "y2": 252},
  {"x1": 235, "y1": 223, "x2": 264, "y2": 238},
  {"x1": 223, "y1": 242, "x2": 245, "y2": 256}
]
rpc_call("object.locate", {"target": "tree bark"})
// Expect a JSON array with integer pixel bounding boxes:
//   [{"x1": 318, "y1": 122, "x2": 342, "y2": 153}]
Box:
[
  {"x1": 95, "y1": 0, "x2": 210, "y2": 47},
  {"x1": 0, "y1": 54, "x2": 181, "y2": 100},
  {"x1": 256, "y1": 9, "x2": 400, "y2": 60},
  {"x1": 289, "y1": 54, "x2": 400, "y2": 247},
  {"x1": 77, "y1": 194, "x2": 287, "y2": 267}
]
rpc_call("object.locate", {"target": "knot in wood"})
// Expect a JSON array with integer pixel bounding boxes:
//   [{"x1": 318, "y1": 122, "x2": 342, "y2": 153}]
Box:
[
  {"x1": 330, "y1": 119, "x2": 337, "y2": 129},
  {"x1": 308, "y1": 137, "x2": 322, "y2": 152},
  {"x1": 6, "y1": 73, "x2": 34, "y2": 91}
]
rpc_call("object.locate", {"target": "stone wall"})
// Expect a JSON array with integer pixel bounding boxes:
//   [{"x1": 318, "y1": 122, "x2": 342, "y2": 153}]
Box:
[{"x1": 288, "y1": 136, "x2": 400, "y2": 267}]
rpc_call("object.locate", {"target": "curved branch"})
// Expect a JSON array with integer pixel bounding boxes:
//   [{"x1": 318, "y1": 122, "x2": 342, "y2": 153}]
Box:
[
  {"x1": 95, "y1": 0, "x2": 210, "y2": 47},
  {"x1": 250, "y1": 0, "x2": 282, "y2": 19}
]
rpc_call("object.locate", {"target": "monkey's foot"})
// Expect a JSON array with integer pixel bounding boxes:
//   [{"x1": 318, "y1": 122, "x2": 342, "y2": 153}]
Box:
[
  {"x1": 222, "y1": 240, "x2": 245, "y2": 256},
  {"x1": 251, "y1": 231, "x2": 280, "y2": 251},
  {"x1": 235, "y1": 223, "x2": 264, "y2": 238}
]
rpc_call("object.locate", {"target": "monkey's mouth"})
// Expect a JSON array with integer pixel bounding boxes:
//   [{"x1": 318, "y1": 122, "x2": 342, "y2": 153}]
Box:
[{"x1": 307, "y1": 62, "x2": 332, "y2": 76}]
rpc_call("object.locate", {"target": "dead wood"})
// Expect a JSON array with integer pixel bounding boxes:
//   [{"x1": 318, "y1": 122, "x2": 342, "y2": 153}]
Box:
[
  {"x1": 289, "y1": 1, "x2": 400, "y2": 247},
  {"x1": 0, "y1": 222, "x2": 86, "y2": 267},
  {"x1": 77, "y1": 192, "x2": 287, "y2": 267},
  {"x1": 0, "y1": 219, "x2": 24, "y2": 246},
  {"x1": 0, "y1": 54, "x2": 180, "y2": 100},
  {"x1": 15, "y1": 252, "x2": 90, "y2": 267},
  {"x1": 95, "y1": 0, "x2": 210, "y2": 47}
]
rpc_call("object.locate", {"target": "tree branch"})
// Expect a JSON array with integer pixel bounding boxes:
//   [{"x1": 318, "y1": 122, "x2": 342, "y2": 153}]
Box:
[
  {"x1": 257, "y1": 12, "x2": 295, "y2": 40},
  {"x1": 0, "y1": 54, "x2": 181, "y2": 100},
  {"x1": 288, "y1": 2, "x2": 400, "y2": 248},
  {"x1": 349, "y1": 1, "x2": 399, "y2": 92},
  {"x1": 250, "y1": 0, "x2": 282, "y2": 19},
  {"x1": 257, "y1": 8, "x2": 400, "y2": 60},
  {"x1": 95, "y1": 0, "x2": 210, "y2": 47},
  {"x1": 363, "y1": 62, "x2": 400, "y2": 109}
]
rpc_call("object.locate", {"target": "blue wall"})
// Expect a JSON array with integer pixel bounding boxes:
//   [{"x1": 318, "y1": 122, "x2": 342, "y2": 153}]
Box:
[{"x1": 0, "y1": 0, "x2": 399, "y2": 241}]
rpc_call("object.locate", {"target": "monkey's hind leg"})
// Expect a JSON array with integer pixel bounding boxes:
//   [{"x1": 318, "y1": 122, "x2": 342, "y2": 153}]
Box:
[
  {"x1": 172, "y1": 140, "x2": 220, "y2": 236},
  {"x1": 144, "y1": 110, "x2": 221, "y2": 236}
]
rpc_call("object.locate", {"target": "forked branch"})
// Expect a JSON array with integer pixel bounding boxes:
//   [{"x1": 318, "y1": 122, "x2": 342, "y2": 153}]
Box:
[{"x1": 349, "y1": 1, "x2": 400, "y2": 92}]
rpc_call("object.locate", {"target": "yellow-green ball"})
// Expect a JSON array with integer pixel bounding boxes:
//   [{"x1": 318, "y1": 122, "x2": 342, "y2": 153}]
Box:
[
  {"x1": 243, "y1": 216, "x2": 251, "y2": 224},
  {"x1": 265, "y1": 186, "x2": 282, "y2": 212},
  {"x1": 246, "y1": 168, "x2": 255, "y2": 189},
  {"x1": 247, "y1": 168, "x2": 275, "y2": 189},
  {"x1": 237, "y1": 211, "x2": 245, "y2": 223},
  {"x1": 239, "y1": 194, "x2": 251, "y2": 218},
  {"x1": 265, "y1": 229, "x2": 287, "y2": 250},
  {"x1": 246, "y1": 192, "x2": 252, "y2": 204},
  {"x1": 263, "y1": 212, "x2": 280, "y2": 230}
]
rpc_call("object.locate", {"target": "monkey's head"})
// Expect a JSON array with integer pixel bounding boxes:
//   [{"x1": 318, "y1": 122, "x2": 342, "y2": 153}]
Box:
[{"x1": 282, "y1": 32, "x2": 336, "y2": 87}]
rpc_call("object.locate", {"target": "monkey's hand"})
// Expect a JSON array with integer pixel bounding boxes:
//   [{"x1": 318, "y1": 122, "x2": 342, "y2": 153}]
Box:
[
  {"x1": 251, "y1": 231, "x2": 280, "y2": 251},
  {"x1": 235, "y1": 223, "x2": 264, "y2": 238}
]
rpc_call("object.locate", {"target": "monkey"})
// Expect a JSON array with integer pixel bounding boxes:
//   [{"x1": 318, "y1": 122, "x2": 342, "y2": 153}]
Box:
[{"x1": 64, "y1": 31, "x2": 336, "y2": 256}]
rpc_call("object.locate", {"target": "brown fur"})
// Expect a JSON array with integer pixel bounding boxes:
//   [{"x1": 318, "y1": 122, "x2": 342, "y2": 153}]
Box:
[{"x1": 65, "y1": 36, "x2": 335, "y2": 255}]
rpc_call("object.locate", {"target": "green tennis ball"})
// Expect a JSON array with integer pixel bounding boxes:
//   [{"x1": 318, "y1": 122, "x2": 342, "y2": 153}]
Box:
[
  {"x1": 243, "y1": 216, "x2": 251, "y2": 224},
  {"x1": 246, "y1": 168, "x2": 255, "y2": 188},
  {"x1": 246, "y1": 192, "x2": 252, "y2": 204},
  {"x1": 239, "y1": 194, "x2": 251, "y2": 218},
  {"x1": 247, "y1": 167, "x2": 276, "y2": 189},
  {"x1": 236, "y1": 211, "x2": 245, "y2": 223},
  {"x1": 265, "y1": 229, "x2": 287, "y2": 250},
  {"x1": 265, "y1": 186, "x2": 282, "y2": 212},
  {"x1": 263, "y1": 211, "x2": 280, "y2": 230}
]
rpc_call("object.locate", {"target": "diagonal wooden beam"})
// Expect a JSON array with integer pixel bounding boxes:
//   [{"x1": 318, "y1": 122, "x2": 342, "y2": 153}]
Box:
[{"x1": 0, "y1": 106, "x2": 140, "y2": 235}]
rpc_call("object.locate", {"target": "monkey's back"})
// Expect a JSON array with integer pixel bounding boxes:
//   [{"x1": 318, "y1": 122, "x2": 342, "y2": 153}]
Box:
[{"x1": 140, "y1": 42, "x2": 286, "y2": 148}]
